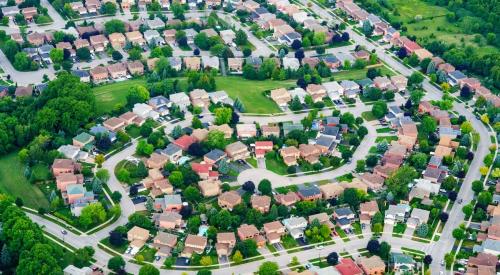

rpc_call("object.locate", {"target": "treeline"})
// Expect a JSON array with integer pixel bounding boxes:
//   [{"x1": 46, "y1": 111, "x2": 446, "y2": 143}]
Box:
[{"x1": 0, "y1": 73, "x2": 96, "y2": 160}]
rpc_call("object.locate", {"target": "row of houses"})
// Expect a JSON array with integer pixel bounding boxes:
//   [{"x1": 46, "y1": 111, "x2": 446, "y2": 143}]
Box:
[{"x1": 1, "y1": 6, "x2": 37, "y2": 22}]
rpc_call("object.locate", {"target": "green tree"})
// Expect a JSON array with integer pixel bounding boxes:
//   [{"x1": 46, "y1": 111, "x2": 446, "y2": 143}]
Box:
[
  {"x1": 410, "y1": 152, "x2": 428, "y2": 170},
  {"x1": 379, "y1": 241, "x2": 391, "y2": 260},
  {"x1": 258, "y1": 179, "x2": 272, "y2": 195},
  {"x1": 371, "y1": 101, "x2": 388, "y2": 118},
  {"x1": 214, "y1": 107, "x2": 232, "y2": 125},
  {"x1": 76, "y1": 47, "x2": 91, "y2": 61},
  {"x1": 206, "y1": 130, "x2": 226, "y2": 150},
  {"x1": 471, "y1": 180, "x2": 484, "y2": 194},
  {"x1": 79, "y1": 202, "x2": 106, "y2": 228},
  {"x1": 452, "y1": 227, "x2": 466, "y2": 240},
  {"x1": 258, "y1": 261, "x2": 279, "y2": 275},
  {"x1": 385, "y1": 165, "x2": 418, "y2": 198},
  {"x1": 235, "y1": 29, "x2": 248, "y2": 46},
  {"x1": 108, "y1": 256, "x2": 125, "y2": 272},
  {"x1": 101, "y1": 2, "x2": 117, "y2": 14},
  {"x1": 477, "y1": 191, "x2": 492, "y2": 208},
  {"x1": 420, "y1": 116, "x2": 437, "y2": 134},
  {"x1": 232, "y1": 250, "x2": 243, "y2": 263},
  {"x1": 169, "y1": 171, "x2": 184, "y2": 188},
  {"x1": 171, "y1": 2, "x2": 185, "y2": 19},
  {"x1": 460, "y1": 121, "x2": 473, "y2": 134},
  {"x1": 104, "y1": 19, "x2": 126, "y2": 34},
  {"x1": 139, "y1": 264, "x2": 159, "y2": 275},
  {"x1": 183, "y1": 186, "x2": 201, "y2": 202},
  {"x1": 126, "y1": 85, "x2": 150, "y2": 107},
  {"x1": 192, "y1": 116, "x2": 203, "y2": 129}
]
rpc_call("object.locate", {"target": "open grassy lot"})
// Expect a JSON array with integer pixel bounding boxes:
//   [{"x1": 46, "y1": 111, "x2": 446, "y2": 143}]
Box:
[
  {"x1": 93, "y1": 78, "x2": 147, "y2": 114},
  {"x1": 93, "y1": 76, "x2": 296, "y2": 114},
  {"x1": 216, "y1": 77, "x2": 296, "y2": 114},
  {"x1": 0, "y1": 152, "x2": 50, "y2": 209},
  {"x1": 332, "y1": 65, "x2": 394, "y2": 81},
  {"x1": 265, "y1": 155, "x2": 289, "y2": 175},
  {"x1": 378, "y1": 0, "x2": 498, "y2": 56}
]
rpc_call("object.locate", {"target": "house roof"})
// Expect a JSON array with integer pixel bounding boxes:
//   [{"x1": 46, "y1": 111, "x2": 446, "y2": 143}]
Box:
[
  {"x1": 263, "y1": 221, "x2": 284, "y2": 232},
  {"x1": 219, "y1": 191, "x2": 241, "y2": 205},
  {"x1": 335, "y1": 258, "x2": 363, "y2": 275},
  {"x1": 173, "y1": 135, "x2": 197, "y2": 150},
  {"x1": 238, "y1": 224, "x2": 259, "y2": 238},
  {"x1": 360, "y1": 200, "x2": 379, "y2": 214},
  {"x1": 185, "y1": 234, "x2": 207, "y2": 248},
  {"x1": 128, "y1": 226, "x2": 150, "y2": 239},
  {"x1": 357, "y1": 256, "x2": 385, "y2": 271},
  {"x1": 217, "y1": 232, "x2": 236, "y2": 243},
  {"x1": 298, "y1": 185, "x2": 321, "y2": 197},
  {"x1": 251, "y1": 195, "x2": 271, "y2": 209},
  {"x1": 205, "y1": 149, "x2": 226, "y2": 161},
  {"x1": 154, "y1": 231, "x2": 177, "y2": 246},
  {"x1": 410, "y1": 208, "x2": 430, "y2": 223}
]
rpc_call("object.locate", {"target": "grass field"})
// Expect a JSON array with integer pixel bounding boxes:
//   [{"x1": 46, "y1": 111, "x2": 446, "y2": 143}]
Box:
[
  {"x1": 93, "y1": 77, "x2": 296, "y2": 114},
  {"x1": 379, "y1": 0, "x2": 498, "y2": 55},
  {"x1": 265, "y1": 156, "x2": 289, "y2": 175},
  {"x1": 93, "y1": 78, "x2": 147, "y2": 114},
  {"x1": 216, "y1": 77, "x2": 296, "y2": 114},
  {"x1": 0, "y1": 152, "x2": 50, "y2": 209},
  {"x1": 332, "y1": 65, "x2": 394, "y2": 81}
]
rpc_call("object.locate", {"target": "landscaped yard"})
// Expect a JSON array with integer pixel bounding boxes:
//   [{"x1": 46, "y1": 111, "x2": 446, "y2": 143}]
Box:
[
  {"x1": 0, "y1": 152, "x2": 50, "y2": 209},
  {"x1": 375, "y1": 136, "x2": 398, "y2": 143},
  {"x1": 246, "y1": 157, "x2": 257, "y2": 168},
  {"x1": 361, "y1": 111, "x2": 377, "y2": 121},
  {"x1": 335, "y1": 226, "x2": 349, "y2": 241},
  {"x1": 393, "y1": 223, "x2": 407, "y2": 237},
  {"x1": 100, "y1": 236, "x2": 130, "y2": 254},
  {"x1": 281, "y1": 235, "x2": 299, "y2": 249},
  {"x1": 376, "y1": 127, "x2": 393, "y2": 134},
  {"x1": 136, "y1": 246, "x2": 157, "y2": 262}
]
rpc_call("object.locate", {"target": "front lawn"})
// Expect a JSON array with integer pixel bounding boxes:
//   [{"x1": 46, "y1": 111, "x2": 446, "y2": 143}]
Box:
[
  {"x1": 265, "y1": 155, "x2": 289, "y2": 175},
  {"x1": 361, "y1": 111, "x2": 377, "y2": 121},
  {"x1": 352, "y1": 222, "x2": 362, "y2": 235},
  {"x1": 0, "y1": 152, "x2": 50, "y2": 209},
  {"x1": 281, "y1": 235, "x2": 299, "y2": 249},
  {"x1": 100, "y1": 236, "x2": 130, "y2": 254},
  {"x1": 136, "y1": 246, "x2": 157, "y2": 262},
  {"x1": 375, "y1": 136, "x2": 398, "y2": 143},
  {"x1": 246, "y1": 157, "x2": 257, "y2": 168},
  {"x1": 335, "y1": 226, "x2": 349, "y2": 241},
  {"x1": 125, "y1": 124, "x2": 142, "y2": 138},
  {"x1": 376, "y1": 127, "x2": 393, "y2": 133},
  {"x1": 393, "y1": 223, "x2": 407, "y2": 237}
]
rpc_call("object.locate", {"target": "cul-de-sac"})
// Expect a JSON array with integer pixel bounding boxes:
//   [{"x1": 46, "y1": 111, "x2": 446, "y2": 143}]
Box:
[{"x1": 0, "y1": 0, "x2": 497, "y2": 273}]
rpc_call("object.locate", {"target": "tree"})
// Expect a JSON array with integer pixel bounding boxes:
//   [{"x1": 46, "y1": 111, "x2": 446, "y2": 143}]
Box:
[
  {"x1": 104, "y1": 19, "x2": 126, "y2": 34},
  {"x1": 192, "y1": 116, "x2": 203, "y2": 129},
  {"x1": 355, "y1": 160, "x2": 365, "y2": 172},
  {"x1": 462, "y1": 203, "x2": 473, "y2": 217},
  {"x1": 108, "y1": 256, "x2": 125, "y2": 272},
  {"x1": 50, "y1": 48, "x2": 64, "y2": 64},
  {"x1": 416, "y1": 223, "x2": 429, "y2": 238},
  {"x1": 439, "y1": 212, "x2": 449, "y2": 223},
  {"x1": 408, "y1": 72, "x2": 424, "y2": 86},
  {"x1": 101, "y1": 2, "x2": 117, "y2": 14},
  {"x1": 294, "y1": 49, "x2": 305, "y2": 61},
  {"x1": 235, "y1": 29, "x2": 248, "y2": 46},
  {"x1": 366, "y1": 155, "x2": 378, "y2": 167},
  {"x1": 198, "y1": 270, "x2": 212, "y2": 275},
  {"x1": 171, "y1": 125, "x2": 183, "y2": 139},
  {"x1": 169, "y1": 171, "x2": 184, "y2": 188},
  {"x1": 371, "y1": 101, "x2": 388, "y2": 118},
  {"x1": 242, "y1": 181, "x2": 255, "y2": 193},
  {"x1": 379, "y1": 241, "x2": 391, "y2": 260},
  {"x1": 460, "y1": 121, "x2": 473, "y2": 134},
  {"x1": 342, "y1": 188, "x2": 361, "y2": 209},
  {"x1": 232, "y1": 250, "x2": 243, "y2": 263},
  {"x1": 15, "y1": 197, "x2": 23, "y2": 207},
  {"x1": 112, "y1": 50, "x2": 123, "y2": 61},
  {"x1": 424, "y1": 255, "x2": 433, "y2": 265},
  {"x1": 452, "y1": 227, "x2": 466, "y2": 240},
  {"x1": 290, "y1": 96, "x2": 302, "y2": 111},
  {"x1": 366, "y1": 239, "x2": 380, "y2": 254},
  {"x1": 206, "y1": 130, "x2": 226, "y2": 150},
  {"x1": 410, "y1": 152, "x2": 428, "y2": 170},
  {"x1": 477, "y1": 191, "x2": 492, "y2": 208},
  {"x1": 472, "y1": 180, "x2": 484, "y2": 194},
  {"x1": 362, "y1": 20, "x2": 373, "y2": 36},
  {"x1": 0, "y1": 244, "x2": 11, "y2": 268},
  {"x1": 171, "y1": 2, "x2": 185, "y2": 19},
  {"x1": 126, "y1": 85, "x2": 150, "y2": 107},
  {"x1": 258, "y1": 261, "x2": 279, "y2": 275},
  {"x1": 421, "y1": 116, "x2": 437, "y2": 134},
  {"x1": 326, "y1": 252, "x2": 338, "y2": 265},
  {"x1": 76, "y1": 47, "x2": 91, "y2": 61},
  {"x1": 139, "y1": 264, "x2": 159, "y2": 275},
  {"x1": 258, "y1": 179, "x2": 272, "y2": 195},
  {"x1": 79, "y1": 202, "x2": 106, "y2": 228},
  {"x1": 214, "y1": 107, "x2": 232, "y2": 125},
  {"x1": 200, "y1": 256, "x2": 212, "y2": 266},
  {"x1": 385, "y1": 165, "x2": 418, "y2": 198},
  {"x1": 291, "y1": 39, "x2": 302, "y2": 50},
  {"x1": 183, "y1": 186, "x2": 201, "y2": 202}
]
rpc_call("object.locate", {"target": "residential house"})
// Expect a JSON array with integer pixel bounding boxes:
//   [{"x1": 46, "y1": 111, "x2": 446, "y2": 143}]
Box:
[
  {"x1": 72, "y1": 132, "x2": 94, "y2": 151},
  {"x1": 282, "y1": 57, "x2": 300, "y2": 70},
  {"x1": 270, "y1": 88, "x2": 292, "y2": 107},
  {"x1": 263, "y1": 221, "x2": 286, "y2": 244},
  {"x1": 251, "y1": 195, "x2": 271, "y2": 213},
  {"x1": 90, "y1": 66, "x2": 109, "y2": 83},
  {"x1": 319, "y1": 183, "x2": 344, "y2": 200},
  {"x1": 146, "y1": 18, "x2": 164, "y2": 29},
  {"x1": 299, "y1": 144, "x2": 321, "y2": 164},
  {"x1": 323, "y1": 81, "x2": 344, "y2": 100},
  {"x1": 208, "y1": 91, "x2": 234, "y2": 105},
  {"x1": 89, "y1": 35, "x2": 109, "y2": 52},
  {"x1": 107, "y1": 63, "x2": 127, "y2": 79},
  {"x1": 335, "y1": 258, "x2": 363, "y2": 275},
  {"x1": 283, "y1": 216, "x2": 308, "y2": 238},
  {"x1": 52, "y1": 159, "x2": 81, "y2": 176},
  {"x1": 309, "y1": 212, "x2": 334, "y2": 229},
  {"x1": 155, "y1": 194, "x2": 183, "y2": 212},
  {"x1": 216, "y1": 232, "x2": 236, "y2": 257},
  {"x1": 153, "y1": 232, "x2": 177, "y2": 257},
  {"x1": 237, "y1": 224, "x2": 265, "y2": 246},
  {"x1": 357, "y1": 256, "x2": 386, "y2": 275},
  {"x1": 156, "y1": 211, "x2": 183, "y2": 229},
  {"x1": 390, "y1": 253, "x2": 416, "y2": 273},
  {"x1": 201, "y1": 56, "x2": 219, "y2": 70},
  {"x1": 172, "y1": 135, "x2": 197, "y2": 151},
  {"x1": 168, "y1": 57, "x2": 182, "y2": 71},
  {"x1": 108, "y1": 32, "x2": 126, "y2": 49},
  {"x1": 225, "y1": 141, "x2": 250, "y2": 160},
  {"x1": 306, "y1": 84, "x2": 327, "y2": 103},
  {"x1": 184, "y1": 56, "x2": 201, "y2": 71},
  {"x1": 275, "y1": 191, "x2": 300, "y2": 207},
  {"x1": 127, "y1": 226, "x2": 149, "y2": 251},
  {"x1": 191, "y1": 162, "x2": 217, "y2": 180},
  {"x1": 189, "y1": 89, "x2": 210, "y2": 108},
  {"x1": 359, "y1": 200, "x2": 379, "y2": 225},
  {"x1": 144, "y1": 30, "x2": 163, "y2": 46},
  {"x1": 340, "y1": 80, "x2": 361, "y2": 98},
  {"x1": 407, "y1": 208, "x2": 430, "y2": 229},
  {"x1": 127, "y1": 60, "x2": 144, "y2": 76},
  {"x1": 72, "y1": 70, "x2": 91, "y2": 82},
  {"x1": 146, "y1": 153, "x2": 168, "y2": 169},
  {"x1": 169, "y1": 92, "x2": 191, "y2": 109},
  {"x1": 255, "y1": 141, "x2": 273, "y2": 158},
  {"x1": 22, "y1": 7, "x2": 37, "y2": 22},
  {"x1": 359, "y1": 173, "x2": 384, "y2": 191},
  {"x1": 333, "y1": 207, "x2": 355, "y2": 229},
  {"x1": 220, "y1": 29, "x2": 236, "y2": 45},
  {"x1": 27, "y1": 33, "x2": 45, "y2": 46},
  {"x1": 261, "y1": 125, "x2": 280, "y2": 137},
  {"x1": 228, "y1": 58, "x2": 244, "y2": 73},
  {"x1": 280, "y1": 146, "x2": 300, "y2": 166},
  {"x1": 125, "y1": 31, "x2": 146, "y2": 45},
  {"x1": 209, "y1": 124, "x2": 233, "y2": 138},
  {"x1": 181, "y1": 235, "x2": 207, "y2": 258},
  {"x1": 160, "y1": 143, "x2": 183, "y2": 163},
  {"x1": 218, "y1": 191, "x2": 242, "y2": 210},
  {"x1": 297, "y1": 185, "x2": 322, "y2": 201},
  {"x1": 236, "y1": 124, "x2": 257, "y2": 138},
  {"x1": 384, "y1": 204, "x2": 410, "y2": 224},
  {"x1": 204, "y1": 149, "x2": 226, "y2": 165},
  {"x1": 198, "y1": 179, "x2": 221, "y2": 197}
]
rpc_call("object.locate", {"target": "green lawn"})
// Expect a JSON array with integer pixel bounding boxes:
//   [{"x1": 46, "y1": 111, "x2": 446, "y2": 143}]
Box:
[
  {"x1": 375, "y1": 136, "x2": 398, "y2": 142},
  {"x1": 332, "y1": 65, "x2": 394, "y2": 81},
  {"x1": 376, "y1": 127, "x2": 393, "y2": 134},
  {"x1": 216, "y1": 77, "x2": 296, "y2": 114},
  {"x1": 361, "y1": 111, "x2": 377, "y2": 121},
  {"x1": 246, "y1": 157, "x2": 257, "y2": 168},
  {"x1": 136, "y1": 246, "x2": 157, "y2": 262},
  {"x1": 352, "y1": 222, "x2": 362, "y2": 235},
  {"x1": 100, "y1": 237, "x2": 130, "y2": 254},
  {"x1": 393, "y1": 223, "x2": 407, "y2": 237},
  {"x1": 265, "y1": 156, "x2": 289, "y2": 175},
  {"x1": 93, "y1": 76, "x2": 296, "y2": 115},
  {"x1": 93, "y1": 78, "x2": 147, "y2": 114},
  {"x1": 0, "y1": 152, "x2": 50, "y2": 209},
  {"x1": 335, "y1": 226, "x2": 350, "y2": 241},
  {"x1": 281, "y1": 235, "x2": 299, "y2": 249}
]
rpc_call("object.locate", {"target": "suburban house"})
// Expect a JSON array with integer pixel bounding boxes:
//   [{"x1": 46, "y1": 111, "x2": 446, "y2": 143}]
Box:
[
  {"x1": 152, "y1": 232, "x2": 177, "y2": 257},
  {"x1": 107, "y1": 63, "x2": 128, "y2": 79},
  {"x1": 251, "y1": 195, "x2": 271, "y2": 213},
  {"x1": 109, "y1": 32, "x2": 126, "y2": 48},
  {"x1": 209, "y1": 124, "x2": 234, "y2": 139},
  {"x1": 275, "y1": 191, "x2": 300, "y2": 206},
  {"x1": 407, "y1": 208, "x2": 430, "y2": 229},
  {"x1": 255, "y1": 141, "x2": 273, "y2": 158},
  {"x1": 309, "y1": 212, "x2": 334, "y2": 229},
  {"x1": 359, "y1": 173, "x2": 384, "y2": 191},
  {"x1": 306, "y1": 84, "x2": 327, "y2": 103},
  {"x1": 333, "y1": 207, "x2": 355, "y2": 229},
  {"x1": 172, "y1": 135, "x2": 197, "y2": 151},
  {"x1": 236, "y1": 124, "x2": 257, "y2": 138},
  {"x1": 283, "y1": 216, "x2": 308, "y2": 239},
  {"x1": 216, "y1": 232, "x2": 236, "y2": 257},
  {"x1": 390, "y1": 253, "x2": 416, "y2": 273},
  {"x1": 357, "y1": 256, "x2": 386, "y2": 275},
  {"x1": 261, "y1": 125, "x2": 280, "y2": 137},
  {"x1": 225, "y1": 141, "x2": 250, "y2": 160},
  {"x1": 263, "y1": 221, "x2": 286, "y2": 244},
  {"x1": 90, "y1": 66, "x2": 109, "y2": 83},
  {"x1": 384, "y1": 204, "x2": 410, "y2": 224},
  {"x1": 359, "y1": 200, "x2": 379, "y2": 225},
  {"x1": 160, "y1": 143, "x2": 183, "y2": 163},
  {"x1": 125, "y1": 31, "x2": 146, "y2": 45},
  {"x1": 169, "y1": 92, "x2": 191, "y2": 110},
  {"x1": 127, "y1": 226, "x2": 150, "y2": 252},
  {"x1": 156, "y1": 211, "x2": 183, "y2": 229},
  {"x1": 184, "y1": 56, "x2": 201, "y2": 71},
  {"x1": 297, "y1": 185, "x2": 322, "y2": 201},
  {"x1": 270, "y1": 88, "x2": 292, "y2": 107},
  {"x1": 72, "y1": 132, "x2": 94, "y2": 150},
  {"x1": 319, "y1": 183, "x2": 344, "y2": 199},
  {"x1": 204, "y1": 149, "x2": 227, "y2": 165},
  {"x1": 228, "y1": 58, "x2": 244, "y2": 73},
  {"x1": 218, "y1": 191, "x2": 242, "y2": 210},
  {"x1": 181, "y1": 235, "x2": 207, "y2": 258},
  {"x1": 335, "y1": 258, "x2": 363, "y2": 275},
  {"x1": 198, "y1": 179, "x2": 221, "y2": 197},
  {"x1": 189, "y1": 89, "x2": 210, "y2": 108}
]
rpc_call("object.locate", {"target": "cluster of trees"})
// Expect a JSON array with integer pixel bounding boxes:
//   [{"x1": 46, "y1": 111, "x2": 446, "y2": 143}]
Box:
[
  {"x1": 0, "y1": 73, "x2": 95, "y2": 165},
  {"x1": 242, "y1": 58, "x2": 332, "y2": 82},
  {"x1": 0, "y1": 198, "x2": 73, "y2": 273},
  {"x1": 0, "y1": 33, "x2": 39, "y2": 71}
]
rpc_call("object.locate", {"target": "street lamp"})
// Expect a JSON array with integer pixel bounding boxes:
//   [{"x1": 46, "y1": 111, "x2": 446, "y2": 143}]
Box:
[
  {"x1": 317, "y1": 245, "x2": 324, "y2": 264},
  {"x1": 61, "y1": 230, "x2": 67, "y2": 242}
]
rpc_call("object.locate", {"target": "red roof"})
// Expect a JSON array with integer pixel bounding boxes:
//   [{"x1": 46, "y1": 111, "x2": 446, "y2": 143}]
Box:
[
  {"x1": 255, "y1": 149, "x2": 266, "y2": 157},
  {"x1": 255, "y1": 141, "x2": 273, "y2": 148},
  {"x1": 208, "y1": 170, "x2": 219, "y2": 178},
  {"x1": 335, "y1": 258, "x2": 363, "y2": 275},
  {"x1": 191, "y1": 162, "x2": 211, "y2": 174},
  {"x1": 403, "y1": 39, "x2": 421, "y2": 53},
  {"x1": 173, "y1": 135, "x2": 197, "y2": 151}
]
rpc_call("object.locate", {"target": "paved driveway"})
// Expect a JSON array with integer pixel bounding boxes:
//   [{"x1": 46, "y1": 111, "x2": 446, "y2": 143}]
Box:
[
  {"x1": 383, "y1": 223, "x2": 394, "y2": 235},
  {"x1": 404, "y1": 227, "x2": 415, "y2": 238}
]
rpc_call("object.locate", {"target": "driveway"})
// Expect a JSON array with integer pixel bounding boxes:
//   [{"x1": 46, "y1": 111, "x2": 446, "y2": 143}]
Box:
[
  {"x1": 361, "y1": 223, "x2": 371, "y2": 236},
  {"x1": 257, "y1": 158, "x2": 266, "y2": 169},
  {"x1": 383, "y1": 223, "x2": 394, "y2": 235},
  {"x1": 404, "y1": 227, "x2": 415, "y2": 238}
]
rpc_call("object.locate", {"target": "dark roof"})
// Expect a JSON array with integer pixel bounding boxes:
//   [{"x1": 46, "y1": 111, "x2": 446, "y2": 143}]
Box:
[
  {"x1": 334, "y1": 207, "x2": 354, "y2": 217},
  {"x1": 298, "y1": 185, "x2": 321, "y2": 197},
  {"x1": 316, "y1": 135, "x2": 335, "y2": 149},
  {"x1": 356, "y1": 78, "x2": 373, "y2": 87},
  {"x1": 323, "y1": 126, "x2": 339, "y2": 137},
  {"x1": 286, "y1": 32, "x2": 302, "y2": 40},
  {"x1": 162, "y1": 143, "x2": 182, "y2": 155},
  {"x1": 448, "y1": 70, "x2": 466, "y2": 80},
  {"x1": 72, "y1": 70, "x2": 90, "y2": 78},
  {"x1": 337, "y1": 217, "x2": 351, "y2": 226},
  {"x1": 326, "y1": 117, "x2": 340, "y2": 125},
  {"x1": 204, "y1": 149, "x2": 226, "y2": 161},
  {"x1": 321, "y1": 55, "x2": 339, "y2": 63},
  {"x1": 254, "y1": 7, "x2": 268, "y2": 14},
  {"x1": 35, "y1": 83, "x2": 48, "y2": 92}
]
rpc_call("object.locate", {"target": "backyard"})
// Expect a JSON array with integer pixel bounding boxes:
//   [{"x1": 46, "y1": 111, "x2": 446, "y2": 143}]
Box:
[
  {"x1": 332, "y1": 64, "x2": 394, "y2": 81},
  {"x1": 0, "y1": 152, "x2": 50, "y2": 209}
]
